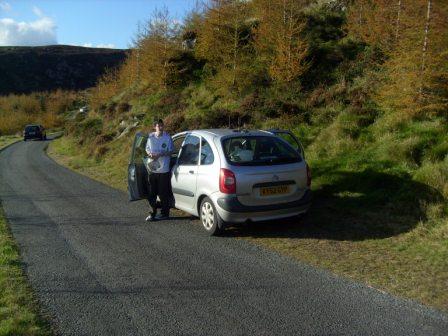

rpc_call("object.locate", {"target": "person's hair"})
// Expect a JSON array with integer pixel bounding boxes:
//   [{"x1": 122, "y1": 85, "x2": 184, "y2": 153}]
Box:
[{"x1": 153, "y1": 119, "x2": 164, "y2": 127}]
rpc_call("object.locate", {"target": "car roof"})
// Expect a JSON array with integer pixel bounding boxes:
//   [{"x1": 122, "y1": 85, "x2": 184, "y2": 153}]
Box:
[{"x1": 188, "y1": 129, "x2": 274, "y2": 138}]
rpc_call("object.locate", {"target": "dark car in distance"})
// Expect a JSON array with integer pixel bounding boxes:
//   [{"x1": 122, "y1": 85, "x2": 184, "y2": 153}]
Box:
[{"x1": 23, "y1": 124, "x2": 47, "y2": 141}]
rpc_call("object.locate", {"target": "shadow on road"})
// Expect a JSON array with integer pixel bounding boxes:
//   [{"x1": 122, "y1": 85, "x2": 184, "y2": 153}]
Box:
[{"x1": 222, "y1": 169, "x2": 443, "y2": 241}]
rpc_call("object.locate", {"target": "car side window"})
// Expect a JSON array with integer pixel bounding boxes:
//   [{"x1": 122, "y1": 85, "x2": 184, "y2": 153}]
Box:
[
  {"x1": 172, "y1": 136, "x2": 185, "y2": 158},
  {"x1": 178, "y1": 135, "x2": 200, "y2": 166},
  {"x1": 200, "y1": 138, "x2": 214, "y2": 165},
  {"x1": 132, "y1": 135, "x2": 148, "y2": 164}
]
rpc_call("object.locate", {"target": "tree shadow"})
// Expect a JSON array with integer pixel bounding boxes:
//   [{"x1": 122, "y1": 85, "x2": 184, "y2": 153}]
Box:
[{"x1": 222, "y1": 168, "x2": 444, "y2": 241}]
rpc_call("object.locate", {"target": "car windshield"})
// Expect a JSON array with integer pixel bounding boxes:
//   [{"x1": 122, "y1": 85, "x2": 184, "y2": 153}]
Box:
[{"x1": 222, "y1": 136, "x2": 301, "y2": 166}]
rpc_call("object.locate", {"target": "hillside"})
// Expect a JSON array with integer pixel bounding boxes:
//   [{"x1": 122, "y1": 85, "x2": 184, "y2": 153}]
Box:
[{"x1": 0, "y1": 45, "x2": 127, "y2": 94}]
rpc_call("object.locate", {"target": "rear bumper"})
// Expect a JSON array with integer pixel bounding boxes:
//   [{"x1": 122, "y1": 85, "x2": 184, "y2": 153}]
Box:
[
  {"x1": 24, "y1": 134, "x2": 43, "y2": 140},
  {"x1": 215, "y1": 190, "x2": 311, "y2": 223}
]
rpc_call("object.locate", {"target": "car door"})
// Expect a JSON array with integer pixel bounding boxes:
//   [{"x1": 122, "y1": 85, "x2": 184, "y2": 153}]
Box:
[
  {"x1": 127, "y1": 132, "x2": 149, "y2": 201},
  {"x1": 268, "y1": 130, "x2": 305, "y2": 159},
  {"x1": 170, "y1": 133, "x2": 187, "y2": 170},
  {"x1": 171, "y1": 134, "x2": 200, "y2": 212}
]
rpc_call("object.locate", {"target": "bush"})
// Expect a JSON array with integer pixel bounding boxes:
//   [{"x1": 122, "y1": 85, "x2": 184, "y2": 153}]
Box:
[{"x1": 78, "y1": 117, "x2": 103, "y2": 139}]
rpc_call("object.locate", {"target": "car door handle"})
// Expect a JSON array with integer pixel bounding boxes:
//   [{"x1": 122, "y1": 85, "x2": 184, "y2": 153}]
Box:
[{"x1": 189, "y1": 170, "x2": 195, "y2": 174}]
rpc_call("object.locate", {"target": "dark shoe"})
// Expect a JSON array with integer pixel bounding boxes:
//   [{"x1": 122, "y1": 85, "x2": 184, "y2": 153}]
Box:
[
  {"x1": 145, "y1": 213, "x2": 157, "y2": 222},
  {"x1": 157, "y1": 214, "x2": 169, "y2": 220}
]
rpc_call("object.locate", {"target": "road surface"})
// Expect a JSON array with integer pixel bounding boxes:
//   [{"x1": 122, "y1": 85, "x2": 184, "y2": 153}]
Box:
[{"x1": 0, "y1": 138, "x2": 447, "y2": 336}]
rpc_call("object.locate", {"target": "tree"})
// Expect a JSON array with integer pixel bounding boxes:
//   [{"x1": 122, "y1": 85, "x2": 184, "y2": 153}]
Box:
[
  {"x1": 137, "y1": 8, "x2": 182, "y2": 91},
  {"x1": 371, "y1": 0, "x2": 448, "y2": 116},
  {"x1": 253, "y1": 0, "x2": 309, "y2": 85},
  {"x1": 346, "y1": 0, "x2": 400, "y2": 55},
  {"x1": 196, "y1": 0, "x2": 255, "y2": 91}
]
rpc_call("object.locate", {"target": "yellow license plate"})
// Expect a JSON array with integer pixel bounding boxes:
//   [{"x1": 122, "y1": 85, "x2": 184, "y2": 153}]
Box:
[{"x1": 260, "y1": 185, "x2": 289, "y2": 196}]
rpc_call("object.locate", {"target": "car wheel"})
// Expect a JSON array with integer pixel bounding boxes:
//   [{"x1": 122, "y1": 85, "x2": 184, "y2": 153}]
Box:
[
  {"x1": 23, "y1": 138, "x2": 27, "y2": 141},
  {"x1": 200, "y1": 197, "x2": 223, "y2": 236}
]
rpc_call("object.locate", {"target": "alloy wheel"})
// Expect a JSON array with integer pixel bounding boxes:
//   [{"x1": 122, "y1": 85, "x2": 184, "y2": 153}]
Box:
[{"x1": 201, "y1": 201, "x2": 214, "y2": 230}]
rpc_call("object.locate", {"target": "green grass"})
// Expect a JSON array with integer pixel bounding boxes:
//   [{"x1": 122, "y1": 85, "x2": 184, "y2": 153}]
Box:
[
  {"x1": 48, "y1": 133, "x2": 448, "y2": 313},
  {"x1": 0, "y1": 135, "x2": 21, "y2": 149},
  {"x1": 48, "y1": 135, "x2": 129, "y2": 192},
  {"x1": 0, "y1": 137, "x2": 52, "y2": 336}
]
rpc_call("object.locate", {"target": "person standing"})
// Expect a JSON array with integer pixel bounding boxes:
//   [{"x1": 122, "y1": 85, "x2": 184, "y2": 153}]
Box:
[{"x1": 145, "y1": 119, "x2": 174, "y2": 221}]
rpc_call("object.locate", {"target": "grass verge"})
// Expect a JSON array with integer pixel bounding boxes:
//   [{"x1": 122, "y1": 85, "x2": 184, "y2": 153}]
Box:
[
  {"x1": 0, "y1": 135, "x2": 21, "y2": 150},
  {"x1": 0, "y1": 137, "x2": 52, "y2": 336},
  {"x1": 48, "y1": 135, "x2": 448, "y2": 313}
]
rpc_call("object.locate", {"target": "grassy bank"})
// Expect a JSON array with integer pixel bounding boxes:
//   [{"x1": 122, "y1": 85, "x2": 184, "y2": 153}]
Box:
[
  {"x1": 48, "y1": 134, "x2": 448, "y2": 312},
  {"x1": 0, "y1": 136, "x2": 21, "y2": 150},
  {"x1": 48, "y1": 135, "x2": 129, "y2": 192},
  {"x1": 0, "y1": 138, "x2": 52, "y2": 336}
]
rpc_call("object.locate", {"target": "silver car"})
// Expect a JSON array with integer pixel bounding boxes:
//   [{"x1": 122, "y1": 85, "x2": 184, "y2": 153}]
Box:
[{"x1": 128, "y1": 129, "x2": 311, "y2": 235}]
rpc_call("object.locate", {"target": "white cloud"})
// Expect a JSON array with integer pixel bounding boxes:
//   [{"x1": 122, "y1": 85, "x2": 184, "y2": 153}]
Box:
[
  {"x1": 32, "y1": 6, "x2": 43, "y2": 17},
  {"x1": 82, "y1": 43, "x2": 115, "y2": 49},
  {"x1": 0, "y1": 8, "x2": 57, "y2": 46},
  {"x1": 0, "y1": 2, "x2": 11, "y2": 12},
  {"x1": 96, "y1": 43, "x2": 115, "y2": 49}
]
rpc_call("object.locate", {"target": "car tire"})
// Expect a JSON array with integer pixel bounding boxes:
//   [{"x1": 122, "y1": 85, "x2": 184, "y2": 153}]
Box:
[
  {"x1": 199, "y1": 197, "x2": 223, "y2": 236},
  {"x1": 43, "y1": 135, "x2": 47, "y2": 140},
  {"x1": 23, "y1": 138, "x2": 27, "y2": 141}
]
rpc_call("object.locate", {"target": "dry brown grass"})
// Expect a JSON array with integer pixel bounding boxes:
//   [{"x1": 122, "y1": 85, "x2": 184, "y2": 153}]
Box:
[{"x1": 0, "y1": 91, "x2": 79, "y2": 135}]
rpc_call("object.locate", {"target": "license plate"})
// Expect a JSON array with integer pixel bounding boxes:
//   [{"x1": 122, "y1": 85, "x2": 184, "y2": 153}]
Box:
[{"x1": 260, "y1": 185, "x2": 289, "y2": 196}]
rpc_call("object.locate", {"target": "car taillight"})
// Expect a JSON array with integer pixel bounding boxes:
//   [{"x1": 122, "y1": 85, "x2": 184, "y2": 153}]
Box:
[
  {"x1": 220, "y1": 168, "x2": 236, "y2": 194},
  {"x1": 306, "y1": 163, "x2": 311, "y2": 188}
]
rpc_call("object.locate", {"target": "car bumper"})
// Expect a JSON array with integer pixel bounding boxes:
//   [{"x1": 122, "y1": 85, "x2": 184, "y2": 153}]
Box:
[
  {"x1": 24, "y1": 134, "x2": 42, "y2": 139},
  {"x1": 214, "y1": 190, "x2": 311, "y2": 223}
]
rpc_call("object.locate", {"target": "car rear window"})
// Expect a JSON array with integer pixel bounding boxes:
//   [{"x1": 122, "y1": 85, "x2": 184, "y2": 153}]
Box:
[
  {"x1": 25, "y1": 126, "x2": 39, "y2": 132},
  {"x1": 222, "y1": 136, "x2": 301, "y2": 166}
]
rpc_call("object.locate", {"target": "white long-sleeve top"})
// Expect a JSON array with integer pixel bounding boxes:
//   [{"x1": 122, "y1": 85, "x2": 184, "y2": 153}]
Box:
[{"x1": 145, "y1": 131, "x2": 174, "y2": 173}]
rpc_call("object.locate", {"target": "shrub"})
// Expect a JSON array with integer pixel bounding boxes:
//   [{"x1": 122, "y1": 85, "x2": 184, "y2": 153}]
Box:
[{"x1": 78, "y1": 117, "x2": 103, "y2": 139}]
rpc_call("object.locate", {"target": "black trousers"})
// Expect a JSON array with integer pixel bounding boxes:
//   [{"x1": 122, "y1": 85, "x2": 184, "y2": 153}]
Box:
[{"x1": 147, "y1": 172, "x2": 171, "y2": 216}]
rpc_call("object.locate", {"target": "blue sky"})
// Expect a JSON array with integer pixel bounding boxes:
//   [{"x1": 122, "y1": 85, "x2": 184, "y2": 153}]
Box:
[{"x1": 0, "y1": 0, "x2": 198, "y2": 48}]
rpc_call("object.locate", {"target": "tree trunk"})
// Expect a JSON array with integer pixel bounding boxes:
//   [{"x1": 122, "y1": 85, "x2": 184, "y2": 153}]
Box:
[
  {"x1": 232, "y1": 17, "x2": 238, "y2": 88},
  {"x1": 420, "y1": 0, "x2": 432, "y2": 95},
  {"x1": 395, "y1": 0, "x2": 402, "y2": 40}
]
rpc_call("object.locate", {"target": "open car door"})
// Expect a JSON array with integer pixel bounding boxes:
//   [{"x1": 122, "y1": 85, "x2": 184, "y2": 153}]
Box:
[
  {"x1": 127, "y1": 132, "x2": 149, "y2": 201},
  {"x1": 267, "y1": 129, "x2": 306, "y2": 159}
]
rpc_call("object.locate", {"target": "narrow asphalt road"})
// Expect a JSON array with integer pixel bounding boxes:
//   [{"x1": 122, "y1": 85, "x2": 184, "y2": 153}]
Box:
[{"x1": 0, "y1": 138, "x2": 447, "y2": 336}]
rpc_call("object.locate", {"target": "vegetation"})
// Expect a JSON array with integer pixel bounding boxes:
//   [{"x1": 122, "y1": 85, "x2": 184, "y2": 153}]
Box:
[
  {"x1": 0, "y1": 139, "x2": 52, "y2": 336},
  {"x1": 0, "y1": 90, "x2": 84, "y2": 135}
]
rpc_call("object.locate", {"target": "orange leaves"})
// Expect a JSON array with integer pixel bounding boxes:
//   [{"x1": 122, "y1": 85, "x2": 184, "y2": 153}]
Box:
[{"x1": 253, "y1": 0, "x2": 309, "y2": 85}]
